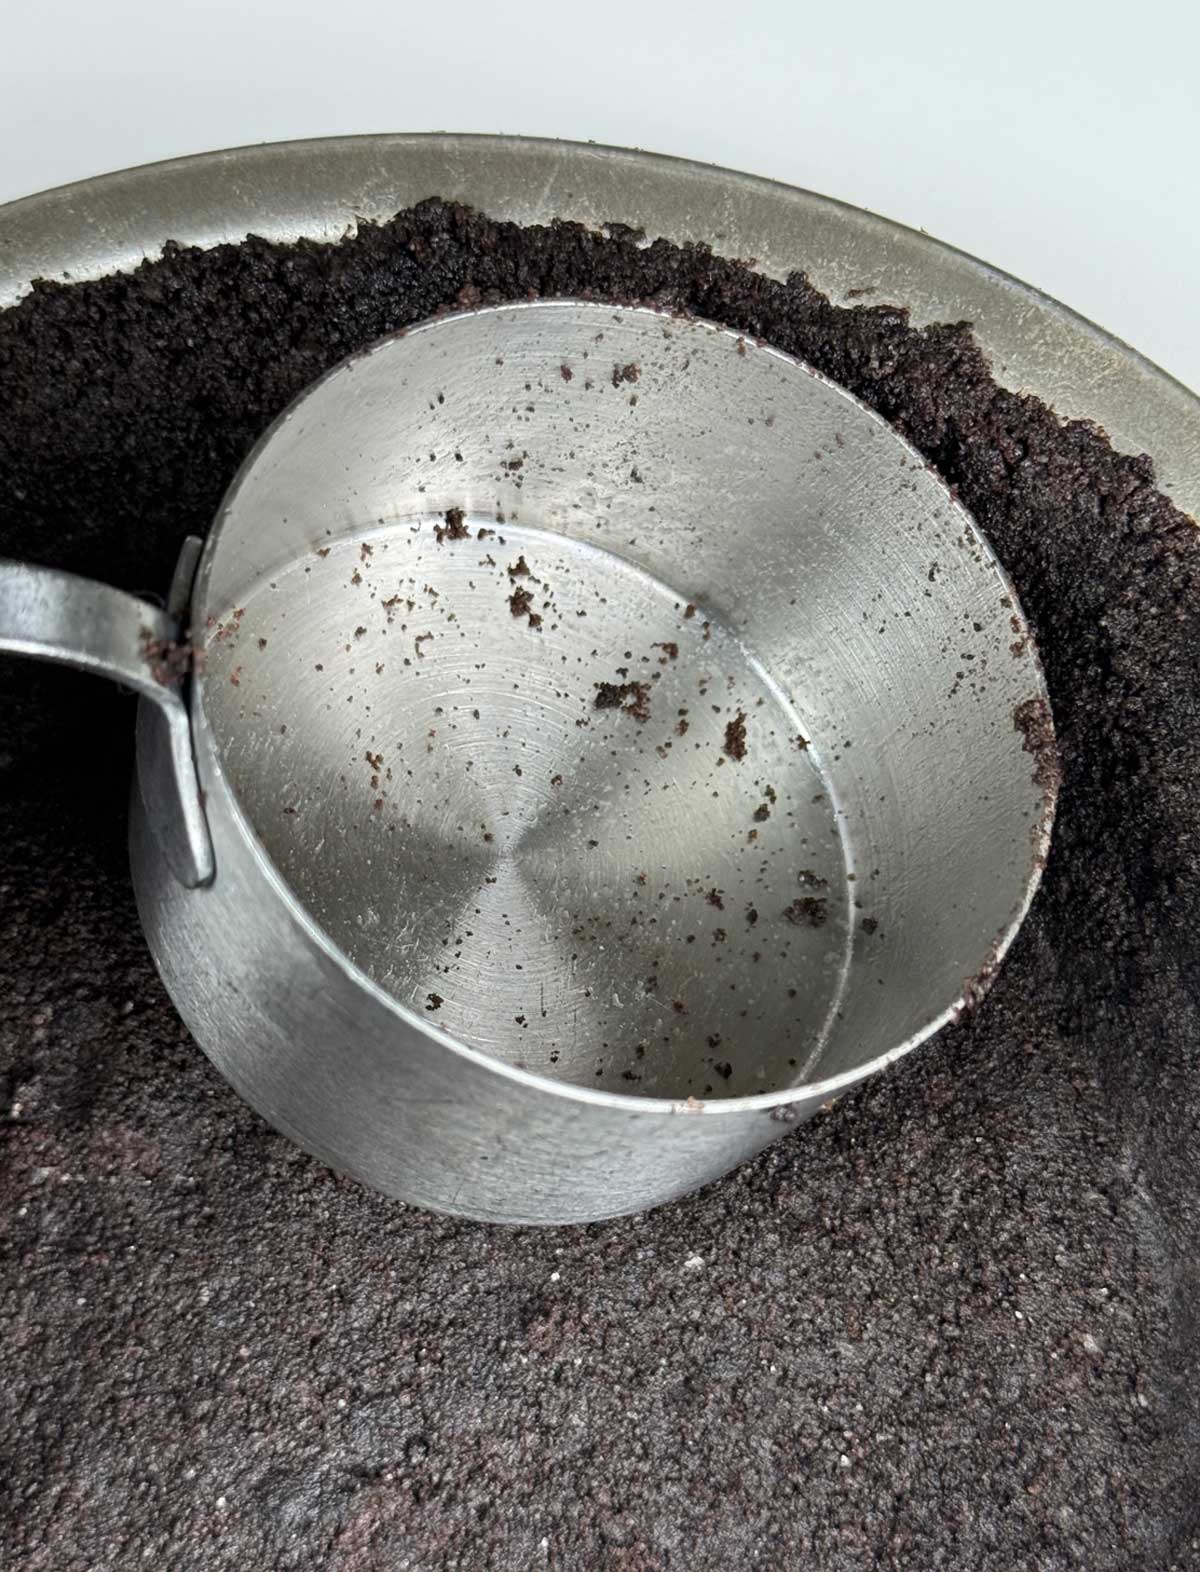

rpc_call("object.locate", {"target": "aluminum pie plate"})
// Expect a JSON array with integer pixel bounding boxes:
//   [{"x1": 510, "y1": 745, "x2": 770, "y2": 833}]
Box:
[{"x1": 1, "y1": 132, "x2": 1196, "y2": 523}]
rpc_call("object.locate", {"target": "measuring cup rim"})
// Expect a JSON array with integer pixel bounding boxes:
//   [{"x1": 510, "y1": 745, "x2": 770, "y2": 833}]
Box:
[{"x1": 187, "y1": 299, "x2": 1058, "y2": 1117}]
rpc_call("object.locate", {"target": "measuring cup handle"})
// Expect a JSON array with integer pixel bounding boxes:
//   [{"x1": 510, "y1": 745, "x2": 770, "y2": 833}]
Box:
[{"x1": 0, "y1": 546, "x2": 214, "y2": 888}]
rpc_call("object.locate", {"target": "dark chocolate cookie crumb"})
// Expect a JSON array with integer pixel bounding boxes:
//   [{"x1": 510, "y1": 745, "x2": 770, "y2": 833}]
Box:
[
  {"x1": 508, "y1": 585, "x2": 541, "y2": 629},
  {"x1": 593, "y1": 680, "x2": 651, "y2": 722},
  {"x1": 783, "y1": 896, "x2": 828, "y2": 927},
  {"x1": 139, "y1": 629, "x2": 196, "y2": 687},
  {"x1": 433, "y1": 505, "x2": 469, "y2": 544},
  {"x1": 723, "y1": 710, "x2": 748, "y2": 760},
  {"x1": 1013, "y1": 696, "x2": 1062, "y2": 798}
]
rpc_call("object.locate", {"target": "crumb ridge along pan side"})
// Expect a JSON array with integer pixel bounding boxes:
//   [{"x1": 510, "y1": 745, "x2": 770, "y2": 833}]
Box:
[{"x1": 1, "y1": 132, "x2": 1197, "y2": 519}]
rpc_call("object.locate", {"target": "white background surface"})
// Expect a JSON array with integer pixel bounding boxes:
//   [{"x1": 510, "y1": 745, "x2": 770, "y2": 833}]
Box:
[{"x1": 1, "y1": 0, "x2": 1197, "y2": 394}]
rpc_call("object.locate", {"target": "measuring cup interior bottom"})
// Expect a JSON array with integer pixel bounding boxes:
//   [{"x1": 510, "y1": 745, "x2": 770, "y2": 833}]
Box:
[{"x1": 202, "y1": 516, "x2": 852, "y2": 1102}]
